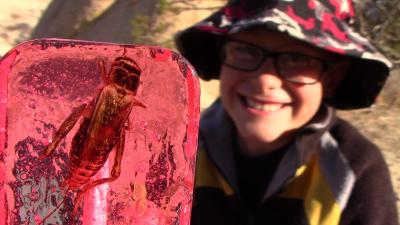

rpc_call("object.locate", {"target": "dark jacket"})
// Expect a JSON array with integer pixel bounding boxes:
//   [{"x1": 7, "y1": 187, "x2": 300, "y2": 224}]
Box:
[{"x1": 191, "y1": 100, "x2": 398, "y2": 225}]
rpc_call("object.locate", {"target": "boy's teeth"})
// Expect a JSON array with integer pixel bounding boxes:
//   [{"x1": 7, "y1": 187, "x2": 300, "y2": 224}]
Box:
[{"x1": 246, "y1": 98, "x2": 282, "y2": 112}]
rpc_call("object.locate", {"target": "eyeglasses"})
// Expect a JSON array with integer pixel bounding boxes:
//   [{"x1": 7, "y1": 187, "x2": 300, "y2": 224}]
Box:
[{"x1": 221, "y1": 40, "x2": 330, "y2": 84}]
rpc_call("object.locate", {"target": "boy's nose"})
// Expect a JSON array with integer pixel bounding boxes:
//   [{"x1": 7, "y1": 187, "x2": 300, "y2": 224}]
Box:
[{"x1": 252, "y1": 58, "x2": 283, "y2": 90}]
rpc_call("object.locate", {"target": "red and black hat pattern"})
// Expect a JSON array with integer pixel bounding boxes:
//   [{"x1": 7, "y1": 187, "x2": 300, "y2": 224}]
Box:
[{"x1": 175, "y1": 0, "x2": 392, "y2": 109}]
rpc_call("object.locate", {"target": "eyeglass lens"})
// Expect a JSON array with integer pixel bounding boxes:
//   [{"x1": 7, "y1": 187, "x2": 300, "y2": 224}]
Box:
[{"x1": 222, "y1": 41, "x2": 325, "y2": 84}]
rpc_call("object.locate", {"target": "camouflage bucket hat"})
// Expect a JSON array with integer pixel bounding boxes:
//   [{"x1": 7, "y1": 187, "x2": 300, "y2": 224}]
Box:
[{"x1": 175, "y1": 0, "x2": 392, "y2": 109}]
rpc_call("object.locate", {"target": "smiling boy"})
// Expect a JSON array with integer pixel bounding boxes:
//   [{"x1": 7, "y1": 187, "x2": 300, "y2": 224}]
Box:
[
  {"x1": 176, "y1": 0, "x2": 398, "y2": 224},
  {"x1": 220, "y1": 29, "x2": 349, "y2": 155}
]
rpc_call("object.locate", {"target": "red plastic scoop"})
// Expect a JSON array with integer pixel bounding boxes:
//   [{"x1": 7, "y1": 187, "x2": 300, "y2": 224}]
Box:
[{"x1": 0, "y1": 39, "x2": 200, "y2": 225}]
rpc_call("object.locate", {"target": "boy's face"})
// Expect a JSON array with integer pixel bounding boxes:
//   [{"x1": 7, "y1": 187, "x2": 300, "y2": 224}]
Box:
[{"x1": 220, "y1": 29, "x2": 344, "y2": 155}]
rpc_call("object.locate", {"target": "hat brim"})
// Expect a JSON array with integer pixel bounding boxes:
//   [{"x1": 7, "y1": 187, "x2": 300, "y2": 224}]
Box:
[{"x1": 175, "y1": 6, "x2": 391, "y2": 109}]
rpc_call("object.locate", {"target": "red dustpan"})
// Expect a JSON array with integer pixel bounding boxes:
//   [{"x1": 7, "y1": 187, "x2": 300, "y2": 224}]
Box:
[{"x1": 0, "y1": 39, "x2": 200, "y2": 225}]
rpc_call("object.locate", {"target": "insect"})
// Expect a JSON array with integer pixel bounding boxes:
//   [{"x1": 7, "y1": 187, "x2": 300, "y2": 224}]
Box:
[{"x1": 39, "y1": 56, "x2": 146, "y2": 222}]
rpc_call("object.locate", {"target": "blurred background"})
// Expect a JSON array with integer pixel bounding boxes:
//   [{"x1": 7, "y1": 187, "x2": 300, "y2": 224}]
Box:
[
  {"x1": 0, "y1": 0, "x2": 399, "y2": 218},
  {"x1": 0, "y1": 0, "x2": 223, "y2": 110}
]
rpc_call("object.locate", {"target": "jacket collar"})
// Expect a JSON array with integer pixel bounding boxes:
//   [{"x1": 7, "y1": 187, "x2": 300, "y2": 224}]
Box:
[{"x1": 200, "y1": 99, "x2": 240, "y2": 191}]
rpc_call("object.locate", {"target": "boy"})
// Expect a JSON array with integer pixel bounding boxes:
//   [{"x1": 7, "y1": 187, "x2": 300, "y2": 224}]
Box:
[{"x1": 175, "y1": 0, "x2": 398, "y2": 224}]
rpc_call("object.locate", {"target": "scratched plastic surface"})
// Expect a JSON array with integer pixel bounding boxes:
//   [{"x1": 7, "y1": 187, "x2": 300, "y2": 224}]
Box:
[{"x1": 0, "y1": 39, "x2": 200, "y2": 225}]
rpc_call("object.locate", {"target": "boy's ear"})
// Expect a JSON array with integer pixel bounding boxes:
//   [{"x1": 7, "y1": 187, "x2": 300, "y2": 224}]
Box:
[{"x1": 322, "y1": 59, "x2": 352, "y2": 98}]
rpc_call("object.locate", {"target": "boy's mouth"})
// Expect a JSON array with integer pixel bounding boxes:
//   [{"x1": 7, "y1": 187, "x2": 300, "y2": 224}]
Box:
[{"x1": 240, "y1": 95, "x2": 288, "y2": 112}]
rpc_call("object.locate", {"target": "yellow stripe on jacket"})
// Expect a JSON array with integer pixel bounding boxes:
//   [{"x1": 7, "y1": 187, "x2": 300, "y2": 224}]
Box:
[
  {"x1": 280, "y1": 155, "x2": 342, "y2": 225},
  {"x1": 194, "y1": 149, "x2": 234, "y2": 196}
]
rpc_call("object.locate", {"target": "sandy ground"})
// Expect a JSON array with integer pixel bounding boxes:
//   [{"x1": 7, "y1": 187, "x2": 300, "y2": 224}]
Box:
[
  {"x1": 1, "y1": 0, "x2": 399, "y2": 220},
  {"x1": 0, "y1": 0, "x2": 50, "y2": 55}
]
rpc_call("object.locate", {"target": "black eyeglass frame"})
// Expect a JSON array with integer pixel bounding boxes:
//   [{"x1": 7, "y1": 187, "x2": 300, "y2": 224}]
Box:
[{"x1": 221, "y1": 39, "x2": 332, "y2": 85}]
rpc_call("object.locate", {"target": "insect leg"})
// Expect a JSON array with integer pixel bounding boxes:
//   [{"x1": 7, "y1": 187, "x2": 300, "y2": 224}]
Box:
[
  {"x1": 133, "y1": 96, "x2": 147, "y2": 108},
  {"x1": 40, "y1": 104, "x2": 87, "y2": 158},
  {"x1": 111, "y1": 126, "x2": 126, "y2": 178},
  {"x1": 72, "y1": 128, "x2": 127, "y2": 214},
  {"x1": 98, "y1": 60, "x2": 108, "y2": 83}
]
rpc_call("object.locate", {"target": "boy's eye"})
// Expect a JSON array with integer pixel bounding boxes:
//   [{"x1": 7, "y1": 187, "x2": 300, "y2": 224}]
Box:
[
  {"x1": 226, "y1": 43, "x2": 262, "y2": 61},
  {"x1": 234, "y1": 45, "x2": 259, "y2": 57},
  {"x1": 281, "y1": 54, "x2": 319, "y2": 67}
]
